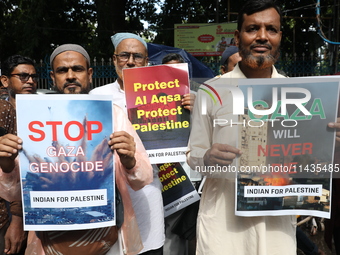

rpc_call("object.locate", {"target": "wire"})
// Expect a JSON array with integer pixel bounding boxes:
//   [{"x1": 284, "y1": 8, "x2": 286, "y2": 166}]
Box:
[
  {"x1": 316, "y1": 0, "x2": 340, "y2": 45},
  {"x1": 282, "y1": 3, "x2": 316, "y2": 14}
]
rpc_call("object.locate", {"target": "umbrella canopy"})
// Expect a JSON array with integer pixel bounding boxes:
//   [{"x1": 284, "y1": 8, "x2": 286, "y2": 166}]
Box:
[{"x1": 147, "y1": 43, "x2": 215, "y2": 79}]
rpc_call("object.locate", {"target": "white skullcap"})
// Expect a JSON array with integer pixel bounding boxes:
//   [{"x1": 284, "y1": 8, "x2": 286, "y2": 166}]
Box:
[
  {"x1": 111, "y1": 33, "x2": 147, "y2": 49},
  {"x1": 50, "y1": 44, "x2": 90, "y2": 67}
]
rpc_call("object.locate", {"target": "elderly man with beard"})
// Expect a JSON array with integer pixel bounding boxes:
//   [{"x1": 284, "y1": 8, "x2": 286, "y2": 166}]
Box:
[
  {"x1": 0, "y1": 44, "x2": 152, "y2": 255},
  {"x1": 90, "y1": 33, "x2": 165, "y2": 255},
  {"x1": 187, "y1": 0, "x2": 297, "y2": 254}
]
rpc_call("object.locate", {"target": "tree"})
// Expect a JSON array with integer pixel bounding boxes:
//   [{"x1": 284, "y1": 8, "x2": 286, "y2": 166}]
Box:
[
  {"x1": 94, "y1": 0, "x2": 126, "y2": 58},
  {"x1": 0, "y1": 0, "x2": 96, "y2": 62},
  {"x1": 93, "y1": 0, "x2": 158, "y2": 58},
  {"x1": 152, "y1": 0, "x2": 243, "y2": 46},
  {"x1": 0, "y1": 0, "x2": 338, "y2": 73}
]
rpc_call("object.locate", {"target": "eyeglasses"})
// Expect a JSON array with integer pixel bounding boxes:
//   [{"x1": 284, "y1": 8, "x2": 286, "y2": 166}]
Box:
[
  {"x1": 10, "y1": 73, "x2": 39, "y2": 83},
  {"x1": 114, "y1": 52, "x2": 146, "y2": 63}
]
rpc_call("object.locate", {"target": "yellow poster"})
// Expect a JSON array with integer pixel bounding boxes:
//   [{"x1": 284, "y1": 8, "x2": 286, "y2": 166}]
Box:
[{"x1": 174, "y1": 23, "x2": 237, "y2": 56}]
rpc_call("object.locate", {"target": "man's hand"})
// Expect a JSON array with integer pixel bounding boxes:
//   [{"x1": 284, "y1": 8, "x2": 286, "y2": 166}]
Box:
[
  {"x1": 108, "y1": 131, "x2": 136, "y2": 169},
  {"x1": 182, "y1": 93, "x2": 196, "y2": 112},
  {"x1": 204, "y1": 143, "x2": 242, "y2": 166},
  {"x1": 328, "y1": 118, "x2": 340, "y2": 147},
  {"x1": 4, "y1": 215, "x2": 26, "y2": 254},
  {"x1": 0, "y1": 134, "x2": 22, "y2": 173}
]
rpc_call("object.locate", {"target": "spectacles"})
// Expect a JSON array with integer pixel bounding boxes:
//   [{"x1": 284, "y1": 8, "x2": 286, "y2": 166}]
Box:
[
  {"x1": 10, "y1": 73, "x2": 39, "y2": 83},
  {"x1": 114, "y1": 53, "x2": 146, "y2": 63}
]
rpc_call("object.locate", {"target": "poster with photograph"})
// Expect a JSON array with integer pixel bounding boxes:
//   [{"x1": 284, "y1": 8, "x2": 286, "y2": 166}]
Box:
[
  {"x1": 174, "y1": 23, "x2": 237, "y2": 56},
  {"x1": 123, "y1": 64, "x2": 190, "y2": 164},
  {"x1": 157, "y1": 162, "x2": 200, "y2": 217},
  {"x1": 235, "y1": 77, "x2": 340, "y2": 218},
  {"x1": 16, "y1": 94, "x2": 115, "y2": 231}
]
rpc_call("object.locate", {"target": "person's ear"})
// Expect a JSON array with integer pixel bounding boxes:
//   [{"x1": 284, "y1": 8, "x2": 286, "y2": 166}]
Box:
[
  {"x1": 234, "y1": 30, "x2": 240, "y2": 47},
  {"x1": 49, "y1": 71, "x2": 57, "y2": 90},
  {"x1": 0, "y1": 75, "x2": 9, "y2": 88},
  {"x1": 49, "y1": 71, "x2": 55, "y2": 83},
  {"x1": 88, "y1": 68, "x2": 93, "y2": 84},
  {"x1": 279, "y1": 30, "x2": 282, "y2": 42}
]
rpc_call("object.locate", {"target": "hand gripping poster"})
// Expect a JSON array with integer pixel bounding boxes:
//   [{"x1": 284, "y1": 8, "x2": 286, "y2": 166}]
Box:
[
  {"x1": 235, "y1": 77, "x2": 340, "y2": 218},
  {"x1": 123, "y1": 63, "x2": 190, "y2": 164},
  {"x1": 16, "y1": 95, "x2": 115, "y2": 231}
]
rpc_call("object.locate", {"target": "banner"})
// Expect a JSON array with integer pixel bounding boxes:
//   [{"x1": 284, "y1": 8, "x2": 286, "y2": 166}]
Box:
[
  {"x1": 234, "y1": 77, "x2": 340, "y2": 218},
  {"x1": 174, "y1": 23, "x2": 237, "y2": 56},
  {"x1": 157, "y1": 162, "x2": 200, "y2": 217},
  {"x1": 123, "y1": 63, "x2": 190, "y2": 164},
  {"x1": 17, "y1": 95, "x2": 115, "y2": 231}
]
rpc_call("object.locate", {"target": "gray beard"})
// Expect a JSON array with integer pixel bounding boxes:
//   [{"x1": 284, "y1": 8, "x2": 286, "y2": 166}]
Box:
[{"x1": 239, "y1": 44, "x2": 279, "y2": 70}]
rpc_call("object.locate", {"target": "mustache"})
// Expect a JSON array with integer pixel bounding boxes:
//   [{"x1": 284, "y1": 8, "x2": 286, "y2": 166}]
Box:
[
  {"x1": 250, "y1": 43, "x2": 272, "y2": 50},
  {"x1": 22, "y1": 84, "x2": 35, "y2": 89},
  {"x1": 63, "y1": 81, "x2": 82, "y2": 89}
]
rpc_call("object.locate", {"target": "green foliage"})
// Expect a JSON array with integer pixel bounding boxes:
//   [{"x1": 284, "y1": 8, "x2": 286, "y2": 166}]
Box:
[
  {"x1": 0, "y1": 0, "x2": 96, "y2": 63},
  {"x1": 0, "y1": 0, "x2": 338, "y2": 74}
]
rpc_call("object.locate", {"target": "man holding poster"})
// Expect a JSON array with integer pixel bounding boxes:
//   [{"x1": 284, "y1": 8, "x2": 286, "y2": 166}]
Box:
[
  {"x1": 0, "y1": 44, "x2": 152, "y2": 255},
  {"x1": 90, "y1": 33, "x2": 166, "y2": 255},
  {"x1": 187, "y1": 0, "x2": 297, "y2": 254}
]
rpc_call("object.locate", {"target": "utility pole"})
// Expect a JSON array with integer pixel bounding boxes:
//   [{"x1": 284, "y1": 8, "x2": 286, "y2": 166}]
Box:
[
  {"x1": 334, "y1": 0, "x2": 339, "y2": 73},
  {"x1": 228, "y1": 0, "x2": 230, "y2": 22},
  {"x1": 216, "y1": 0, "x2": 219, "y2": 23}
]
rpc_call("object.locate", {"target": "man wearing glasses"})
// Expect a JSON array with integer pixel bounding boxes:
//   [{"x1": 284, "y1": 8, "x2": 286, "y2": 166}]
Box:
[
  {"x1": 0, "y1": 55, "x2": 38, "y2": 109},
  {"x1": 90, "y1": 33, "x2": 165, "y2": 255},
  {"x1": 0, "y1": 56, "x2": 34, "y2": 254}
]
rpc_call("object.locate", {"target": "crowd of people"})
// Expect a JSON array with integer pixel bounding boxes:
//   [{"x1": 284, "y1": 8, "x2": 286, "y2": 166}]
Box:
[{"x1": 0, "y1": 0, "x2": 339, "y2": 254}]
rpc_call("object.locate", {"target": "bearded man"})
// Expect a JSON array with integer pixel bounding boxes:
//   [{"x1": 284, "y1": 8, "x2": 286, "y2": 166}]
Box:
[{"x1": 187, "y1": 0, "x2": 297, "y2": 254}]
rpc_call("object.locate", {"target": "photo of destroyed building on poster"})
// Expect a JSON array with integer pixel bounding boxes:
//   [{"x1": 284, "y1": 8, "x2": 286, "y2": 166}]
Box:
[
  {"x1": 16, "y1": 95, "x2": 115, "y2": 231},
  {"x1": 235, "y1": 77, "x2": 340, "y2": 218},
  {"x1": 123, "y1": 64, "x2": 190, "y2": 164}
]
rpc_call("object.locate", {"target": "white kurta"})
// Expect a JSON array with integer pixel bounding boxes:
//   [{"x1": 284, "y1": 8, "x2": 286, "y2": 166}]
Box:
[
  {"x1": 90, "y1": 81, "x2": 165, "y2": 253},
  {"x1": 187, "y1": 64, "x2": 297, "y2": 255}
]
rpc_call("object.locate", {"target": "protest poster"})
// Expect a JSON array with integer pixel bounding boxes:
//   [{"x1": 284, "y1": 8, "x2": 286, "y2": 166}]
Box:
[
  {"x1": 157, "y1": 162, "x2": 200, "y2": 217},
  {"x1": 123, "y1": 63, "x2": 190, "y2": 164},
  {"x1": 234, "y1": 77, "x2": 340, "y2": 218},
  {"x1": 16, "y1": 94, "x2": 115, "y2": 231}
]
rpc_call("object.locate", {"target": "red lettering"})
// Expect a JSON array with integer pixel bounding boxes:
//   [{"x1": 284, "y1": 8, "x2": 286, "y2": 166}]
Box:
[
  {"x1": 258, "y1": 143, "x2": 313, "y2": 157},
  {"x1": 28, "y1": 121, "x2": 45, "y2": 142},
  {"x1": 270, "y1": 144, "x2": 280, "y2": 157},
  {"x1": 28, "y1": 120, "x2": 103, "y2": 142},
  {"x1": 258, "y1": 145, "x2": 268, "y2": 156},
  {"x1": 302, "y1": 143, "x2": 313, "y2": 154},
  {"x1": 64, "y1": 121, "x2": 84, "y2": 141},
  {"x1": 46, "y1": 121, "x2": 62, "y2": 141},
  {"x1": 281, "y1": 144, "x2": 291, "y2": 156},
  {"x1": 87, "y1": 121, "x2": 103, "y2": 140},
  {"x1": 291, "y1": 143, "x2": 301, "y2": 155}
]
